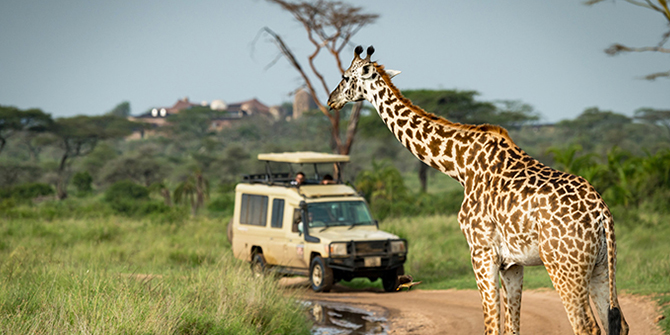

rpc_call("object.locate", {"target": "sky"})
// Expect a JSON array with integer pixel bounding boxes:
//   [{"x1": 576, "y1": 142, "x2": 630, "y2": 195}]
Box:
[{"x1": 0, "y1": 0, "x2": 668, "y2": 123}]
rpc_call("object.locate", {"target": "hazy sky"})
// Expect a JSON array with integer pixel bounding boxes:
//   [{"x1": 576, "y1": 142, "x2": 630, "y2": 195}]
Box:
[{"x1": 1, "y1": 0, "x2": 668, "y2": 122}]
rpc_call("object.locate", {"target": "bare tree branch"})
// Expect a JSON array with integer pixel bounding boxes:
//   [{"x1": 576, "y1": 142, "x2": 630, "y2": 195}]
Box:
[
  {"x1": 605, "y1": 43, "x2": 670, "y2": 55},
  {"x1": 259, "y1": 0, "x2": 378, "y2": 155},
  {"x1": 587, "y1": 0, "x2": 670, "y2": 80},
  {"x1": 642, "y1": 69, "x2": 670, "y2": 79}
]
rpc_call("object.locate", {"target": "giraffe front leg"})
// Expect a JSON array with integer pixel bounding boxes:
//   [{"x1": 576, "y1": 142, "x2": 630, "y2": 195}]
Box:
[
  {"x1": 500, "y1": 264, "x2": 524, "y2": 335},
  {"x1": 470, "y1": 245, "x2": 502, "y2": 335}
]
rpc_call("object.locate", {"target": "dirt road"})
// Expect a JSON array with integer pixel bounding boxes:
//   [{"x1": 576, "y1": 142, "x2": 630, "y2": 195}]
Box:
[{"x1": 288, "y1": 279, "x2": 664, "y2": 335}]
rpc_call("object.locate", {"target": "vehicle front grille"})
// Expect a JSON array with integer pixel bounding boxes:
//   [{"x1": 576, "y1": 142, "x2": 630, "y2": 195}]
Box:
[{"x1": 354, "y1": 241, "x2": 386, "y2": 256}]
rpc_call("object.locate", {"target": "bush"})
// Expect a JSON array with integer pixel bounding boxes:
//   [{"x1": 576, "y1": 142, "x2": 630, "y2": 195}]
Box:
[
  {"x1": 104, "y1": 180, "x2": 149, "y2": 215},
  {"x1": 104, "y1": 180, "x2": 149, "y2": 203},
  {"x1": 0, "y1": 183, "x2": 54, "y2": 201},
  {"x1": 71, "y1": 171, "x2": 93, "y2": 194},
  {"x1": 207, "y1": 193, "x2": 234, "y2": 215}
]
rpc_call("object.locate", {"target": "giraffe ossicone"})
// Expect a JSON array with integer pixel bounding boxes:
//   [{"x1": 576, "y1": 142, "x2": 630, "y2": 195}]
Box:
[{"x1": 328, "y1": 46, "x2": 629, "y2": 335}]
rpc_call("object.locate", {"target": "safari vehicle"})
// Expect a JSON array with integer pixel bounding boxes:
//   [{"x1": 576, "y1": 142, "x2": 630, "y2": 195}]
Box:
[{"x1": 229, "y1": 152, "x2": 407, "y2": 292}]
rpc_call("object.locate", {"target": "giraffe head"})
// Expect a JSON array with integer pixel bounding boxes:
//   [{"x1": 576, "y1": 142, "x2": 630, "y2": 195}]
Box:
[{"x1": 328, "y1": 45, "x2": 400, "y2": 110}]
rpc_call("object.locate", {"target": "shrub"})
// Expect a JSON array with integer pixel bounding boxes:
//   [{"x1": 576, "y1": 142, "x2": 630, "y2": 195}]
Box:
[
  {"x1": 207, "y1": 193, "x2": 234, "y2": 215},
  {"x1": 71, "y1": 171, "x2": 93, "y2": 194},
  {"x1": 0, "y1": 183, "x2": 54, "y2": 201},
  {"x1": 104, "y1": 180, "x2": 149, "y2": 203},
  {"x1": 104, "y1": 180, "x2": 149, "y2": 215}
]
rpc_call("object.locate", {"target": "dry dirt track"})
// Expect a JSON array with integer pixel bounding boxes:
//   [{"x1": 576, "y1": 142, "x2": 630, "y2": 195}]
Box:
[{"x1": 288, "y1": 279, "x2": 664, "y2": 335}]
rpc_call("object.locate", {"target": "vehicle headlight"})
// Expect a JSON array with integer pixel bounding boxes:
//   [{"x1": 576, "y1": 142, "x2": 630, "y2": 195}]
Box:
[
  {"x1": 329, "y1": 242, "x2": 348, "y2": 257},
  {"x1": 390, "y1": 240, "x2": 406, "y2": 254}
]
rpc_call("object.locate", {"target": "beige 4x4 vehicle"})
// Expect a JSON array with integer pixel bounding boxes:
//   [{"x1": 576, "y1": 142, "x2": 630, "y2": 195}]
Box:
[{"x1": 229, "y1": 152, "x2": 407, "y2": 292}]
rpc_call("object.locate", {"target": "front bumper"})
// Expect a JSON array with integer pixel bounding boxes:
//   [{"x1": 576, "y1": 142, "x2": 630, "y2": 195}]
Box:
[{"x1": 325, "y1": 239, "x2": 407, "y2": 273}]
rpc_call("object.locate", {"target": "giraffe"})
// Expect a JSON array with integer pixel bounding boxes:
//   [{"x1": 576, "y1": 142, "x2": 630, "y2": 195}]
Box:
[{"x1": 327, "y1": 46, "x2": 629, "y2": 335}]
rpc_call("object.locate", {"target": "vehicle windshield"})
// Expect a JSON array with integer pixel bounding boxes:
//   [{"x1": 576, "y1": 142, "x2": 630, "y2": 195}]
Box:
[{"x1": 307, "y1": 201, "x2": 374, "y2": 228}]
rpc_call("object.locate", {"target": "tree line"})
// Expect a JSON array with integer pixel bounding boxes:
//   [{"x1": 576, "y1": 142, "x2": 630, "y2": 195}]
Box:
[{"x1": 2, "y1": 89, "x2": 668, "y2": 221}]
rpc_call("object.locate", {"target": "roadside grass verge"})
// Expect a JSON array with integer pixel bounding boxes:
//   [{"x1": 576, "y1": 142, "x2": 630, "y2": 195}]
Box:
[{"x1": 0, "y1": 215, "x2": 311, "y2": 334}]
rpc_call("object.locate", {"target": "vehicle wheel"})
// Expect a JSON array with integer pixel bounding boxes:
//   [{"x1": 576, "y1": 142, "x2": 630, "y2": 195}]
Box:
[
  {"x1": 382, "y1": 266, "x2": 404, "y2": 292},
  {"x1": 310, "y1": 256, "x2": 333, "y2": 292},
  {"x1": 251, "y1": 253, "x2": 267, "y2": 278},
  {"x1": 226, "y1": 218, "x2": 234, "y2": 245}
]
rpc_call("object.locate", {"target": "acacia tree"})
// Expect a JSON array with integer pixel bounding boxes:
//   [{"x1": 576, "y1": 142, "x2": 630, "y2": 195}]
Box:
[
  {"x1": 52, "y1": 115, "x2": 134, "y2": 199},
  {"x1": 634, "y1": 107, "x2": 670, "y2": 138},
  {"x1": 587, "y1": 0, "x2": 670, "y2": 80},
  {"x1": 0, "y1": 105, "x2": 52, "y2": 156},
  {"x1": 260, "y1": 0, "x2": 378, "y2": 155}
]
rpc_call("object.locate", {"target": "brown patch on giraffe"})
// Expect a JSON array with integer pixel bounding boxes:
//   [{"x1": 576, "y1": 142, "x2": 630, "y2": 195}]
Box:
[
  {"x1": 414, "y1": 142, "x2": 428, "y2": 158},
  {"x1": 393, "y1": 104, "x2": 404, "y2": 115},
  {"x1": 440, "y1": 159, "x2": 455, "y2": 171},
  {"x1": 454, "y1": 145, "x2": 466, "y2": 167},
  {"x1": 428, "y1": 137, "x2": 442, "y2": 156},
  {"x1": 405, "y1": 128, "x2": 414, "y2": 139},
  {"x1": 422, "y1": 122, "x2": 434, "y2": 135},
  {"x1": 378, "y1": 87, "x2": 386, "y2": 100}
]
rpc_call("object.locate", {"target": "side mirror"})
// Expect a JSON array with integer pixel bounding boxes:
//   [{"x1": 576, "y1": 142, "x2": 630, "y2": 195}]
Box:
[{"x1": 293, "y1": 219, "x2": 303, "y2": 236}]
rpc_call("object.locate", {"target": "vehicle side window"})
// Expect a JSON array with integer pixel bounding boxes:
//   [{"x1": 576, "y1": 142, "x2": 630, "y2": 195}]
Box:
[
  {"x1": 240, "y1": 194, "x2": 268, "y2": 226},
  {"x1": 271, "y1": 198, "x2": 284, "y2": 228},
  {"x1": 292, "y1": 208, "x2": 302, "y2": 233}
]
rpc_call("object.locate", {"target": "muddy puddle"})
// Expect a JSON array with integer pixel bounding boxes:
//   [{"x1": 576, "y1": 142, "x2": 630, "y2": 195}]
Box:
[{"x1": 303, "y1": 300, "x2": 388, "y2": 335}]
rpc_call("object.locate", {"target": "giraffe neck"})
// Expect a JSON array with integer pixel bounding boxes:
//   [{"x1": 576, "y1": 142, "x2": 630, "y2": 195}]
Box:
[{"x1": 363, "y1": 63, "x2": 516, "y2": 187}]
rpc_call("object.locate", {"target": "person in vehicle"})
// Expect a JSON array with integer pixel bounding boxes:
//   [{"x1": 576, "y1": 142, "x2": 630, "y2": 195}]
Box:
[
  {"x1": 292, "y1": 172, "x2": 306, "y2": 186},
  {"x1": 321, "y1": 174, "x2": 335, "y2": 185}
]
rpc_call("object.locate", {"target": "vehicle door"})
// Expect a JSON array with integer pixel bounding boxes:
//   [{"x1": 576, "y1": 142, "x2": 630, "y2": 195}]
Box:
[
  {"x1": 282, "y1": 206, "x2": 308, "y2": 268},
  {"x1": 265, "y1": 197, "x2": 289, "y2": 266}
]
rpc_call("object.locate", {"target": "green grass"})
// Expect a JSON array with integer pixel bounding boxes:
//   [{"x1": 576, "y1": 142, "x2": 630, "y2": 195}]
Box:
[{"x1": 0, "y1": 213, "x2": 311, "y2": 334}]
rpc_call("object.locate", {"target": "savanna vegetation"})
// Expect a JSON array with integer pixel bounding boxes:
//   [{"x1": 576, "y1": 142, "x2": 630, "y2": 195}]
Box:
[{"x1": 2, "y1": 91, "x2": 669, "y2": 333}]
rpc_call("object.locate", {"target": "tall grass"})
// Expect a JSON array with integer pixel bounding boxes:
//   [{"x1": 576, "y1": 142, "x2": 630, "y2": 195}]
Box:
[{"x1": 0, "y1": 215, "x2": 311, "y2": 334}]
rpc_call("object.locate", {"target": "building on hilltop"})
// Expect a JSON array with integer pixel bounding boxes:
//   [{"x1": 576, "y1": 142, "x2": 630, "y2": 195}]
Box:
[
  {"x1": 127, "y1": 96, "x2": 280, "y2": 139},
  {"x1": 292, "y1": 88, "x2": 318, "y2": 119}
]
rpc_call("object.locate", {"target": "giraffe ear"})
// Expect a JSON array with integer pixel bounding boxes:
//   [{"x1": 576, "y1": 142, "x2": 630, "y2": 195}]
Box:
[{"x1": 385, "y1": 69, "x2": 401, "y2": 79}]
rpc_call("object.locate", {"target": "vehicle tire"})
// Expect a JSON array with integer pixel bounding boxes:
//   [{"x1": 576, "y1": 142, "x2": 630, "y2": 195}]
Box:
[
  {"x1": 382, "y1": 266, "x2": 404, "y2": 292},
  {"x1": 251, "y1": 253, "x2": 267, "y2": 278},
  {"x1": 310, "y1": 256, "x2": 333, "y2": 292},
  {"x1": 226, "y1": 217, "x2": 234, "y2": 245}
]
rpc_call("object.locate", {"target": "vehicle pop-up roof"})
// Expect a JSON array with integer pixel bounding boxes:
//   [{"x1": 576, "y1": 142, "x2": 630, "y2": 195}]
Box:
[
  {"x1": 244, "y1": 151, "x2": 349, "y2": 185},
  {"x1": 257, "y1": 151, "x2": 349, "y2": 164}
]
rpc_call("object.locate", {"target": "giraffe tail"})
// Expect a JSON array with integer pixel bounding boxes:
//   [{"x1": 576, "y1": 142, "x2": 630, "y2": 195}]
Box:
[{"x1": 603, "y1": 209, "x2": 624, "y2": 335}]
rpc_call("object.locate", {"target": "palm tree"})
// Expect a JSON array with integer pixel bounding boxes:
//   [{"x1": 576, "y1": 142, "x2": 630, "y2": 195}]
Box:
[
  {"x1": 174, "y1": 169, "x2": 209, "y2": 216},
  {"x1": 149, "y1": 181, "x2": 172, "y2": 207}
]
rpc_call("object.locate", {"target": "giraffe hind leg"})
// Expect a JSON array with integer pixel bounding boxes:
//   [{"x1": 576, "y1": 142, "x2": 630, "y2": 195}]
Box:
[
  {"x1": 589, "y1": 260, "x2": 611, "y2": 334},
  {"x1": 500, "y1": 264, "x2": 524, "y2": 335},
  {"x1": 589, "y1": 258, "x2": 628, "y2": 335},
  {"x1": 544, "y1": 261, "x2": 600, "y2": 335}
]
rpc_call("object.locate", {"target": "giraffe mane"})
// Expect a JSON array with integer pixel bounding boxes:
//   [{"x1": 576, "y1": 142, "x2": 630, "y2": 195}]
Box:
[{"x1": 373, "y1": 63, "x2": 513, "y2": 142}]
